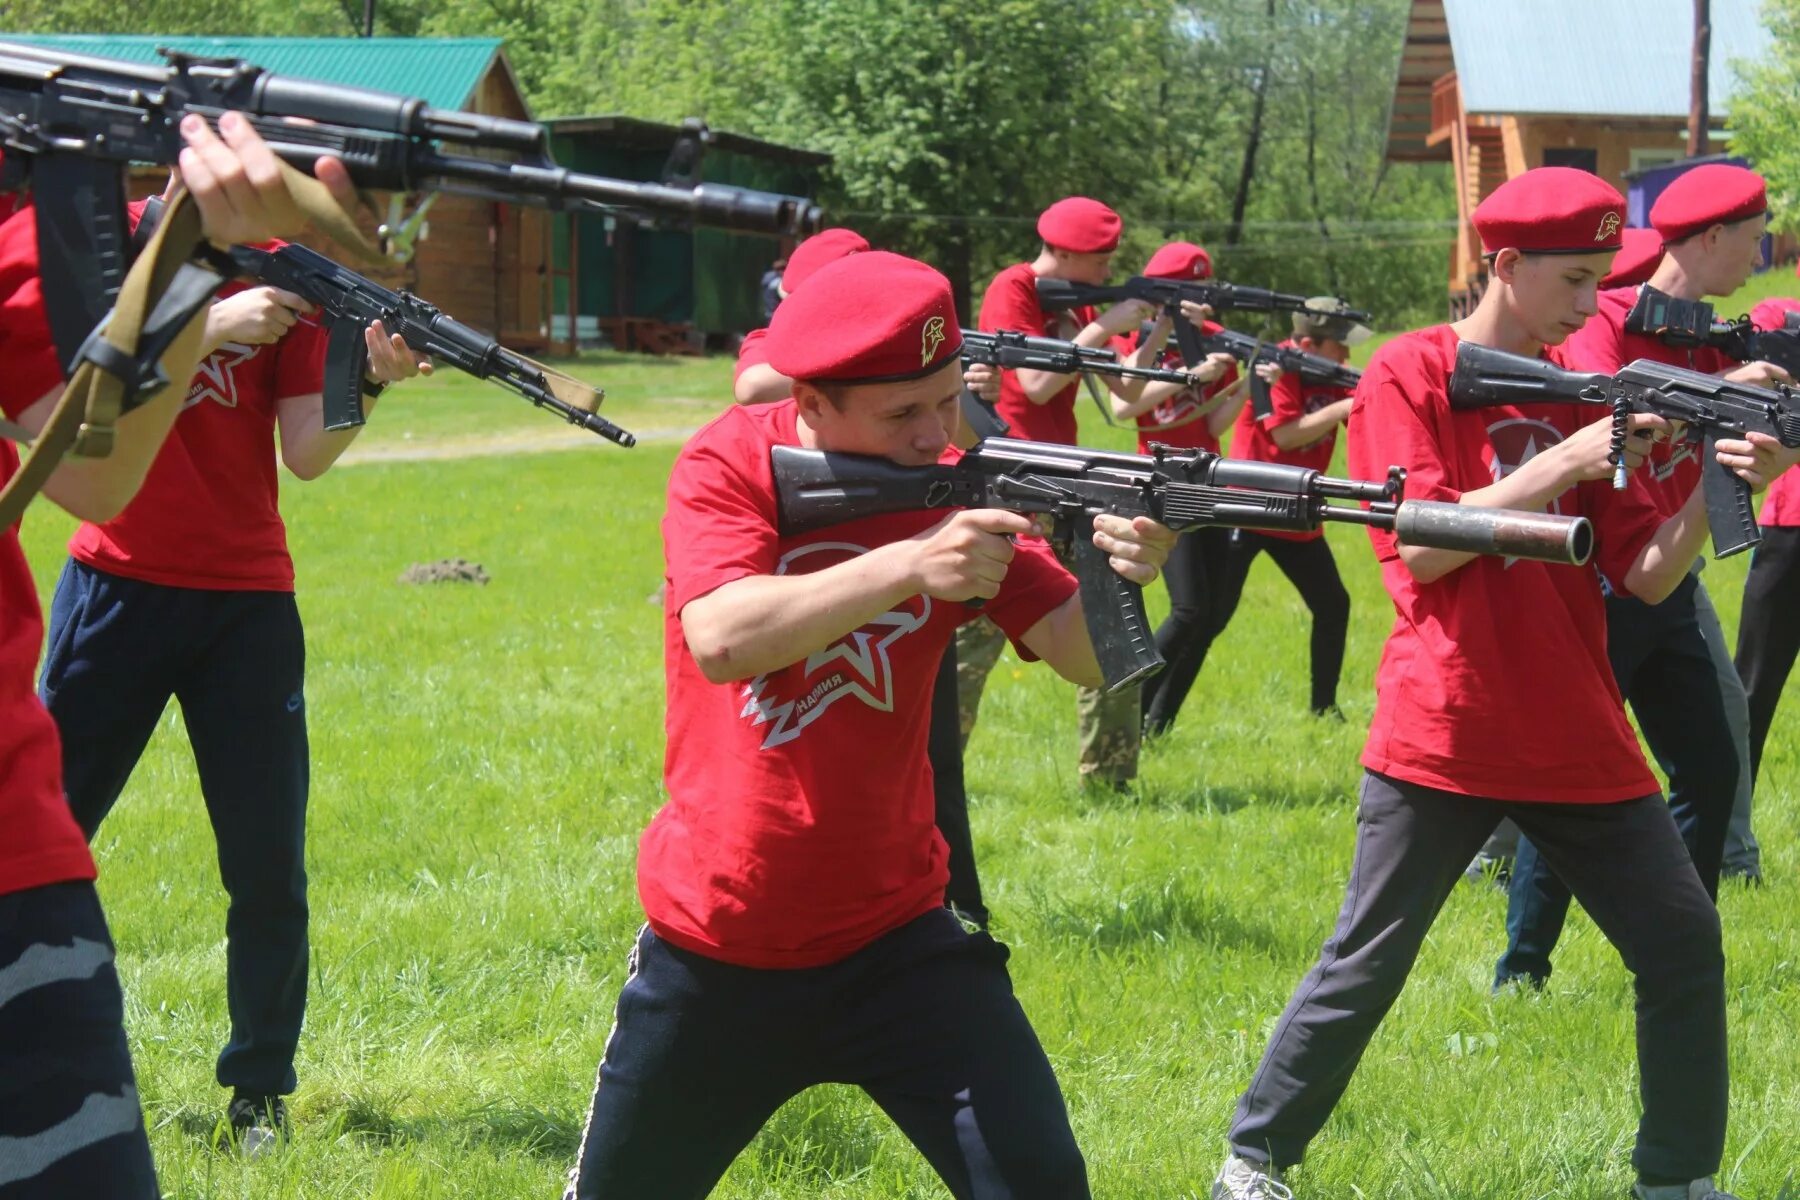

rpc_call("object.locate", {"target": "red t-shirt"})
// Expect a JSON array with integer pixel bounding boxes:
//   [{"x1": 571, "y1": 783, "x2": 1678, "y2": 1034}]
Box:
[
  {"x1": 1126, "y1": 321, "x2": 1240, "y2": 456},
  {"x1": 0, "y1": 209, "x2": 98, "y2": 898},
  {"x1": 1559, "y1": 286, "x2": 1735, "y2": 521},
  {"x1": 1347, "y1": 325, "x2": 1664, "y2": 804},
  {"x1": 1228, "y1": 341, "x2": 1352, "y2": 542},
  {"x1": 735, "y1": 327, "x2": 771, "y2": 381},
  {"x1": 645, "y1": 401, "x2": 1077, "y2": 968},
  {"x1": 66, "y1": 202, "x2": 327, "y2": 592},
  {"x1": 1762, "y1": 466, "x2": 1800, "y2": 527},
  {"x1": 980, "y1": 262, "x2": 1096, "y2": 446}
]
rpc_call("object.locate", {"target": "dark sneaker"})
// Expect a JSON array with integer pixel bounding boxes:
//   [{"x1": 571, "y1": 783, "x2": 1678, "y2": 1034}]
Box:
[{"x1": 228, "y1": 1093, "x2": 289, "y2": 1156}]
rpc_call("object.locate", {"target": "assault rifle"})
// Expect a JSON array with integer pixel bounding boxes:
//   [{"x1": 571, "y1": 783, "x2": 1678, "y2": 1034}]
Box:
[
  {"x1": 231, "y1": 240, "x2": 635, "y2": 446},
  {"x1": 0, "y1": 40, "x2": 821, "y2": 375},
  {"x1": 1035, "y1": 275, "x2": 1367, "y2": 369},
  {"x1": 772, "y1": 437, "x2": 1593, "y2": 692},
  {"x1": 1194, "y1": 326, "x2": 1362, "y2": 421},
  {"x1": 955, "y1": 328, "x2": 1205, "y2": 440},
  {"x1": 1625, "y1": 286, "x2": 1800, "y2": 378},
  {"x1": 1447, "y1": 342, "x2": 1800, "y2": 557}
]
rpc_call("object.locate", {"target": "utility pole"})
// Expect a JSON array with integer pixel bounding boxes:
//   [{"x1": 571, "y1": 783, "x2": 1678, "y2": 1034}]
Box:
[
  {"x1": 1688, "y1": 0, "x2": 1711, "y2": 157},
  {"x1": 362, "y1": 0, "x2": 376, "y2": 37}
]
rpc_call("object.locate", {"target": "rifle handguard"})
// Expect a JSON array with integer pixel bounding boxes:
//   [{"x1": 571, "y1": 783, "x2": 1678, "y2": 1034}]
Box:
[{"x1": 1393, "y1": 501, "x2": 1593, "y2": 566}]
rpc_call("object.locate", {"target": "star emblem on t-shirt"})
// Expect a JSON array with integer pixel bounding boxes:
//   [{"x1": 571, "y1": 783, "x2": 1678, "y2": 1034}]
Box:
[
  {"x1": 185, "y1": 341, "x2": 260, "y2": 411},
  {"x1": 1486, "y1": 416, "x2": 1570, "y2": 567},
  {"x1": 739, "y1": 540, "x2": 933, "y2": 749}
]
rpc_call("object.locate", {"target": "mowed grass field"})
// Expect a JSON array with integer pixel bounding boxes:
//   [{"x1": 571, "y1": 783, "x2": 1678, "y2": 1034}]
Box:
[{"x1": 17, "y1": 283, "x2": 1800, "y2": 1199}]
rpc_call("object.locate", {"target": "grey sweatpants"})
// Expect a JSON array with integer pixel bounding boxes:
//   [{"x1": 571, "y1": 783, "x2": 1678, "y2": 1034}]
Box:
[{"x1": 1227, "y1": 770, "x2": 1728, "y2": 1184}]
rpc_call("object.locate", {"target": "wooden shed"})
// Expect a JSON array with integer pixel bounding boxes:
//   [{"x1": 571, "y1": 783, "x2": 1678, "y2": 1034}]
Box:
[
  {"x1": 14, "y1": 35, "x2": 551, "y2": 348},
  {"x1": 542, "y1": 116, "x2": 830, "y2": 355},
  {"x1": 1384, "y1": 0, "x2": 1774, "y2": 314}
]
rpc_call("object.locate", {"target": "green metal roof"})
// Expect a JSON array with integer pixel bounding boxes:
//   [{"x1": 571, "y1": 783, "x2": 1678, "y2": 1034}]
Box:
[{"x1": 6, "y1": 35, "x2": 507, "y2": 116}]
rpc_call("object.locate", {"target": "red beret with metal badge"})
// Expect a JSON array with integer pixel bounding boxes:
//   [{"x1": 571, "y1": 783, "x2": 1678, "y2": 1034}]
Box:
[
  {"x1": 1473, "y1": 167, "x2": 1627, "y2": 255},
  {"x1": 1142, "y1": 241, "x2": 1213, "y2": 281},
  {"x1": 765, "y1": 250, "x2": 964, "y2": 384}
]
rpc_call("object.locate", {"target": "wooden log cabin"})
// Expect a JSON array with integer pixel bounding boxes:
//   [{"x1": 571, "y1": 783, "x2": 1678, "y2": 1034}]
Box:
[{"x1": 1384, "y1": 0, "x2": 1774, "y2": 315}]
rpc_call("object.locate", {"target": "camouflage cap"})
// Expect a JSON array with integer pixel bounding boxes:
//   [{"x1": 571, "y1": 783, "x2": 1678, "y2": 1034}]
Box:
[{"x1": 1291, "y1": 296, "x2": 1372, "y2": 345}]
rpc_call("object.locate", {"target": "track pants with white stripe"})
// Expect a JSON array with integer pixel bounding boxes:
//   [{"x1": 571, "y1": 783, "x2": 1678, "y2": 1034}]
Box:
[{"x1": 0, "y1": 880, "x2": 158, "y2": 1198}]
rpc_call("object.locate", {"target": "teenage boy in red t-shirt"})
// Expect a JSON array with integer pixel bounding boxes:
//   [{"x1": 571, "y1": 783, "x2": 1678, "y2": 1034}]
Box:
[
  {"x1": 0, "y1": 115, "x2": 356, "y2": 1200},
  {"x1": 727, "y1": 224, "x2": 1002, "y2": 924},
  {"x1": 1735, "y1": 296, "x2": 1800, "y2": 793},
  {"x1": 956, "y1": 197, "x2": 1162, "y2": 788},
  {"x1": 1498, "y1": 165, "x2": 1782, "y2": 990},
  {"x1": 1211, "y1": 168, "x2": 1794, "y2": 1200},
  {"x1": 1099, "y1": 241, "x2": 1247, "y2": 737},
  {"x1": 1173, "y1": 300, "x2": 1372, "y2": 727},
  {"x1": 33, "y1": 177, "x2": 425, "y2": 1149},
  {"x1": 564, "y1": 252, "x2": 1174, "y2": 1199}
]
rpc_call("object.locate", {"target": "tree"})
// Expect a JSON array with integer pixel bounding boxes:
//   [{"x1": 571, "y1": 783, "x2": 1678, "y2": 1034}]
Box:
[{"x1": 1732, "y1": 0, "x2": 1800, "y2": 233}]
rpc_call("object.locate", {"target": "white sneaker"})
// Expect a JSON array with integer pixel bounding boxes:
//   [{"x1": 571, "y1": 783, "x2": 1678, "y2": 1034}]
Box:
[
  {"x1": 1212, "y1": 1152, "x2": 1293, "y2": 1200},
  {"x1": 1632, "y1": 1179, "x2": 1740, "y2": 1200}
]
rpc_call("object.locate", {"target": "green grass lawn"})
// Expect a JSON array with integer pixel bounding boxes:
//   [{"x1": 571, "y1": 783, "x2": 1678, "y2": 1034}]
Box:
[{"x1": 15, "y1": 334, "x2": 1800, "y2": 1199}]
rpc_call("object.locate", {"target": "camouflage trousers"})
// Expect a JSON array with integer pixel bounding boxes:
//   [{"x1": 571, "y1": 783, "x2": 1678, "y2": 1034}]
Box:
[{"x1": 954, "y1": 616, "x2": 1141, "y2": 785}]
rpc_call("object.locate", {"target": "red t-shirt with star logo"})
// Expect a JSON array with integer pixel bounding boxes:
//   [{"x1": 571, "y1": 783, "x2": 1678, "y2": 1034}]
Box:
[
  {"x1": 646, "y1": 400, "x2": 1077, "y2": 967},
  {"x1": 0, "y1": 204, "x2": 98, "y2": 898},
  {"x1": 1347, "y1": 325, "x2": 1664, "y2": 804},
  {"x1": 1559, "y1": 286, "x2": 1737, "y2": 521},
  {"x1": 1228, "y1": 340, "x2": 1351, "y2": 542},
  {"x1": 980, "y1": 262, "x2": 1097, "y2": 446},
  {"x1": 1125, "y1": 320, "x2": 1240, "y2": 456},
  {"x1": 65, "y1": 202, "x2": 327, "y2": 592}
]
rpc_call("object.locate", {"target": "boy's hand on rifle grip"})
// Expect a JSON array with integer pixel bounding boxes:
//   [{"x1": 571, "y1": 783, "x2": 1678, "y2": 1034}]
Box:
[
  {"x1": 1092, "y1": 513, "x2": 1175, "y2": 584},
  {"x1": 908, "y1": 509, "x2": 1035, "y2": 602},
  {"x1": 1096, "y1": 299, "x2": 1155, "y2": 336},
  {"x1": 207, "y1": 287, "x2": 311, "y2": 347},
  {"x1": 963, "y1": 362, "x2": 1000, "y2": 403},
  {"x1": 1558, "y1": 412, "x2": 1668, "y2": 484},
  {"x1": 1714, "y1": 430, "x2": 1800, "y2": 492}
]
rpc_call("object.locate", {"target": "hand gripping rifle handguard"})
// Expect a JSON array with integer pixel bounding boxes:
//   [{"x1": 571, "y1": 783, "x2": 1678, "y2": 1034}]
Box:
[
  {"x1": 231, "y1": 242, "x2": 634, "y2": 446},
  {"x1": 1194, "y1": 326, "x2": 1362, "y2": 421},
  {"x1": 1035, "y1": 275, "x2": 1369, "y2": 372},
  {"x1": 955, "y1": 329, "x2": 1206, "y2": 441},
  {"x1": 771, "y1": 437, "x2": 1593, "y2": 693},
  {"x1": 1447, "y1": 341, "x2": 1800, "y2": 557}
]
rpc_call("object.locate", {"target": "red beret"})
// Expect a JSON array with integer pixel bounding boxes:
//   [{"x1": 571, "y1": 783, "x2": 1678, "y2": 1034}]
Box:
[
  {"x1": 1601, "y1": 227, "x2": 1665, "y2": 288},
  {"x1": 1142, "y1": 241, "x2": 1213, "y2": 281},
  {"x1": 1650, "y1": 164, "x2": 1768, "y2": 243},
  {"x1": 1037, "y1": 196, "x2": 1122, "y2": 254},
  {"x1": 1473, "y1": 167, "x2": 1626, "y2": 255},
  {"x1": 780, "y1": 228, "x2": 870, "y2": 294},
  {"x1": 1751, "y1": 297, "x2": 1800, "y2": 333},
  {"x1": 765, "y1": 251, "x2": 963, "y2": 384}
]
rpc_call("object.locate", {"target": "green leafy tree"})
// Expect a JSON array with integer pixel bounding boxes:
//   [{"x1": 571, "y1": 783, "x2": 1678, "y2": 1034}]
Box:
[{"x1": 1732, "y1": 0, "x2": 1800, "y2": 233}]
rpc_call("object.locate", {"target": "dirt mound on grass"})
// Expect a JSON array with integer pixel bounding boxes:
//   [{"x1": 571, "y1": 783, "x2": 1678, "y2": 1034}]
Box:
[{"x1": 398, "y1": 558, "x2": 490, "y2": 585}]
